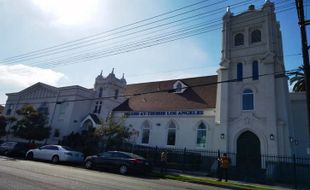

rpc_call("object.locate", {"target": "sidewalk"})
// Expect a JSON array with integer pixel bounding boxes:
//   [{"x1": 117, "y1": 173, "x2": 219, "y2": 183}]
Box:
[{"x1": 152, "y1": 168, "x2": 293, "y2": 190}]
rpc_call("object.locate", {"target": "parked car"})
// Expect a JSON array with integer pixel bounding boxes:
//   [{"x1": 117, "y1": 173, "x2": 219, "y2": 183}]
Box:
[
  {"x1": 25, "y1": 145, "x2": 84, "y2": 164},
  {"x1": 84, "y1": 151, "x2": 152, "y2": 175},
  {"x1": 0, "y1": 141, "x2": 29, "y2": 157}
]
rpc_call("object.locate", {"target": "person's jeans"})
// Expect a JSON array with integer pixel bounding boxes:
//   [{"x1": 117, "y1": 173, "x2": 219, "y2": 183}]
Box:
[
  {"x1": 160, "y1": 161, "x2": 167, "y2": 173},
  {"x1": 218, "y1": 168, "x2": 228, "y2": 181}
]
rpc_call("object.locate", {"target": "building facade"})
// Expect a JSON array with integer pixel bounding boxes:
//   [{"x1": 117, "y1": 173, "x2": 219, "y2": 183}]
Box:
[
  {"x1": 3, "y1": 2, "x2": 309, "y2": 158},
  {"x1": 0, "y1": 105, "x2": 4, "y2": 115},
  {"x1": 217, "y1": 1, "x2": 293, "y2": 157}
]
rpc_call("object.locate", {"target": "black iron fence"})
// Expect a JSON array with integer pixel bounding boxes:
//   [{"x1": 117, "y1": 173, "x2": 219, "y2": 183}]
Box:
[{"x1": 111, "y1": 145, "x2": 310, "y2": 189}]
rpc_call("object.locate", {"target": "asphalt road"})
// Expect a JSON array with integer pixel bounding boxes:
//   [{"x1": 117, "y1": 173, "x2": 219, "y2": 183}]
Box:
[{"x1": 0, "y1": 156, "x2": 227, "y2": 190}]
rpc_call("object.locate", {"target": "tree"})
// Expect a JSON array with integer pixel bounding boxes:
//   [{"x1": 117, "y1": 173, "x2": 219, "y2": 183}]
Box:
[
  {"x1": 12, "y1": 104, "x2": 51, "y2": 142},
  {"x1": 0, "y1": 116, "x2": 16, "y2": 140},
  {"x1": 62, "y1": 116, "x2": 132, "y2": 154},
  {"x1": 0, "y1": 115, "x2": 7, "y2": 138},
  {"x1": 95, "y1": 117, "x2": 132, "y2": 150},
  {"x1": 62, "y1": 128, "x2": 100, "y2": 156},
  {"x1": 290, "y1": 67, "x2": 305, "y2": 92}
]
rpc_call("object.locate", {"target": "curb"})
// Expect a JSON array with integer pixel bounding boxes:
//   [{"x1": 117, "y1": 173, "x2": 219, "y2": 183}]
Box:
[
  {"x1": 152, "y1": 172, "x2": 275, "y2": 190},
  {"x1": 169, "y1": 178, "x2": 249, "y2": 190}
]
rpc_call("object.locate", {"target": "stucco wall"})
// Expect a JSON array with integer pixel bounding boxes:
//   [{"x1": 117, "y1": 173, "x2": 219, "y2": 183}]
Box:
[
  {"x1": 114, "y1": 109, "x2": 217, "y2": 150},
  {"x1": 289, "y1": 92, "x2": 310, "y2": 157}
]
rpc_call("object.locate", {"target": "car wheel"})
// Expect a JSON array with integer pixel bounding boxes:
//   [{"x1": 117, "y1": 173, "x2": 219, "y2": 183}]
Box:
[
  {"x1": 119, "y1": 165, "x2": 128, "y2": 175},
  {"x1": 26, "y1": 152, "x2": 33, "y2": 160},
  {"x1": 85, "y1": 160, "x2": 93, "y2": 169},
  {"x1": 51, "y1": 155, "x2": 59, "y2": 164}
]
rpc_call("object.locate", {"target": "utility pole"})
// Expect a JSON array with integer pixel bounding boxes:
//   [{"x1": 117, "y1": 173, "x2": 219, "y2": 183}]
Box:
[{"x1": 295, "y1": 0, "x2": 310, "y2": 149}]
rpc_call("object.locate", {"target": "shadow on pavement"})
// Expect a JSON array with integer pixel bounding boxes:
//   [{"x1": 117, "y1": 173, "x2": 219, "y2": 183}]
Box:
[{"x1": 0, "y1": 155, "x2": 19, "y2": 161}]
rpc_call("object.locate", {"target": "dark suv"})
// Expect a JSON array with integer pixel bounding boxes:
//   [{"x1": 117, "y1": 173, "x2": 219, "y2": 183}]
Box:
[{"x1": 0, "y1": 142, "x2": 29, "y2": 157}]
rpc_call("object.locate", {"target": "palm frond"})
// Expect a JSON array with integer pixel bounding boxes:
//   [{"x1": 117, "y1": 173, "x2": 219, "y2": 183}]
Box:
[{"x1": 289, "y1": 69, "x2": 305, "y2": 92}]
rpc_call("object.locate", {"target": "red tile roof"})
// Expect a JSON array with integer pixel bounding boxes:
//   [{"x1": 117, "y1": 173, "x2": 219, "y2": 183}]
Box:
[{"x1": 114, "y1": 75, "x2": 217, "y2": 111}]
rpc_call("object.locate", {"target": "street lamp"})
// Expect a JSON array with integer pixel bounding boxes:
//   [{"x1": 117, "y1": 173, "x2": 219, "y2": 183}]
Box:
[{"x1": 220, "y1": 133, "x2": 225, "y2": 139}]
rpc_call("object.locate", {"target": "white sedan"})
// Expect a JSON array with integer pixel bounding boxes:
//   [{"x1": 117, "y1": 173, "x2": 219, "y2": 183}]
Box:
[{"x1": 26, "y1": 145, "x2": 84, "y2": 163}]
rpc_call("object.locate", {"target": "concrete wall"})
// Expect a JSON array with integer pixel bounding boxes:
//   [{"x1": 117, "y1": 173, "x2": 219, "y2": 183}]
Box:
[
  {"x1": 216, "y1": 2, "x2": 292, "y2": 156},
  {"x1": 289, "y1": 92, "x2": 310, "y2": 157},
  {"x1": 114, "y1": 109, "x2": 217, "y2": 150}
]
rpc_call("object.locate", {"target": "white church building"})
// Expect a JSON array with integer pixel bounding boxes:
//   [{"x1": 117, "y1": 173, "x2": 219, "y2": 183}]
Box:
[{"x1": 3, "y1": 1, "x2": 309, "y2": 159}]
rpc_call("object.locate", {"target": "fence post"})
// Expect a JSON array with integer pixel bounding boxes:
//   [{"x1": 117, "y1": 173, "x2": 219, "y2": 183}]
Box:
[
  {"x1": 154, "y1": 146, "x2": 158, "y2": 166},
  {"x1": 217, "y1": 150, "x2": 220, "y2": 179},
  {"x1": 293, "y1": 154, "x2": 297, "y2": 189},
  {"x1": 183, "y1": 147, "x2": 187, "y2": 172}
]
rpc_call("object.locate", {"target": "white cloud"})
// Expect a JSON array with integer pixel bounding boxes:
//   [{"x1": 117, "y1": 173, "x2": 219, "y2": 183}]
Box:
[
  {"x1": 0, "y1": 64, "x2": 65, "y2": 88},
  {"x1": 31, "y1": 0, "x2": 101, "y2": 26}
]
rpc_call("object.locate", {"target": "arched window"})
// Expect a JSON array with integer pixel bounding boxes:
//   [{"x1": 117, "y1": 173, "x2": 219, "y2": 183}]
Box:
[
  {"x1": 167, "y1": 122, "x2": 176, "y2": 146},
  {"x1": 141, "y1": 122, "x2": 150, "y2": 144},
  {"x1": 38, "y1": 102, "x2": 49, "y2": 115},
  {"x1": 83, "y1": 119, "x2": 93, "y2": 130},
  {"x1": 6, "y1": 105, "x2": 13, "y2": 115},
  {"x1": 98, "y1": 87, "x2": 103, "y2": 97},
  {"x1": 197, "y1": 123, "x2": 207, "y2": 147},
  {"x1": 114, "y1": 89, "x2": 119, "y2": 99},
  {"x1": 252, "y1": 61, "x2": 259, "y2": 80},
  {"x1": 234, "y1": 33, "x2": 244, "y2": 46},
  {"x1": 58, "y1": 99, "x2": 67, "y2": 120},
  {"x1": 251, "y1": 30, "x2": 261, "y2": 43},
  {"x1": 93, "y1": 101, "x2": 98, "y2": 113},
  {"x1": 93, "y1": 101, "x2": 102, "y2": 114},
  {"x1": 237, "y1": 63, "x2": 243, "y2": 81},
  {"x1": 98, "y1": 101, "x2": 102, "y2": 114},
  {"x1": 242, "y1": 89, "x2": 254, "y2": 110},
  {"x1": 53, "y1": 129, "x2": 60, "y2": 137},
  {"x1": 176, "y1": 83, "x2": 182, "y2": 92}
]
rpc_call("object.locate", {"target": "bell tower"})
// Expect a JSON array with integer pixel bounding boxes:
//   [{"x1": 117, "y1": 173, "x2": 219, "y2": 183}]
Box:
[
  {"x1": 93, "y1": 68, "x2": 127, "y2": 119},
  {"x1": 215, "y1": 1, "x2": 292, "y2": 156}
]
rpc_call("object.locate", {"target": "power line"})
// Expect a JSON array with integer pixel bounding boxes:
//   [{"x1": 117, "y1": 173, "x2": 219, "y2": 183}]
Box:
[
  {"x1": 93, "y1": 52, "x2": 302, "y2": 80},
  {"x1": 9, "y1": 1, "x2": 294, "y2": 70},
  {"x1": 0, "y1": 0, "x2": 296, "y2": 91},
  {"x1": 0, "y1": 0, "x2": 214, "y2": 62},
  {"x1": 126, "y1": 65, "x2": 218, "y2": 79},
  {"x1": 0, "y1": 0, "x2": 226, "y2": 63},
  {"x1": 1, "y1": 68, "x2": 300, "y2": 107},
  {"x1": 24, "y1": 18, "x2": 222, "y2": 67},
  {"x1": 2, "y1": 0, "x2": 276, "y2": 65},
  {"x1": 39, "y1": 4, "x2": 296, "y2": 68},
  {"x1": 0, "y1": 1, "x2": 296, "y2": 94}
]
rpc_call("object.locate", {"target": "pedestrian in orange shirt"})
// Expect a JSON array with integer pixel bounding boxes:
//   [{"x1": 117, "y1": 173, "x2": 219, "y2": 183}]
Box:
[{"x1": 218, "y1": 153, "x2": 230, "y2": 182}]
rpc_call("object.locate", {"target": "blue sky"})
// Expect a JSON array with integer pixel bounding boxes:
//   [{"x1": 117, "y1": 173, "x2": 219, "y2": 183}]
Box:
[{"x1": 0, "y1": 0, "x2": 308, "y2": 104}]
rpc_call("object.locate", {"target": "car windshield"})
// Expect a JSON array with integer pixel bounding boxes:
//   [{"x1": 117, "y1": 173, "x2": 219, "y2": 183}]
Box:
[
  {"x1": 99, "y1": 152, "x2": 112, "y2": 157},
  {"x1": 124, "y1": 152, "x2": 144, "y2": 159},
  {"x1": 114, "y1": 152, "x2": 144, "y2": 160},
  {"x1": 16, "y1": 143, "x2": 27, "y2": 148},
  {"x1": 61, "y1": 146, "x2": 76, "y2": 151},
  {"x1": 1, "y1": 142, "x2": 16, "y2": 148},
  {"x1": 0, "y1": 143, "x2": 7, "y2": 147}
]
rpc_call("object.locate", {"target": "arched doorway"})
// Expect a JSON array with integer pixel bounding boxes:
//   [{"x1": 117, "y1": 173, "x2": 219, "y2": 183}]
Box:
[
  {"x1": 236, "y1": 131, "x2": 261, "y2": 169},
  {"x1": 83, "y1": 119, "x2": 94, "y2": 131}
]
